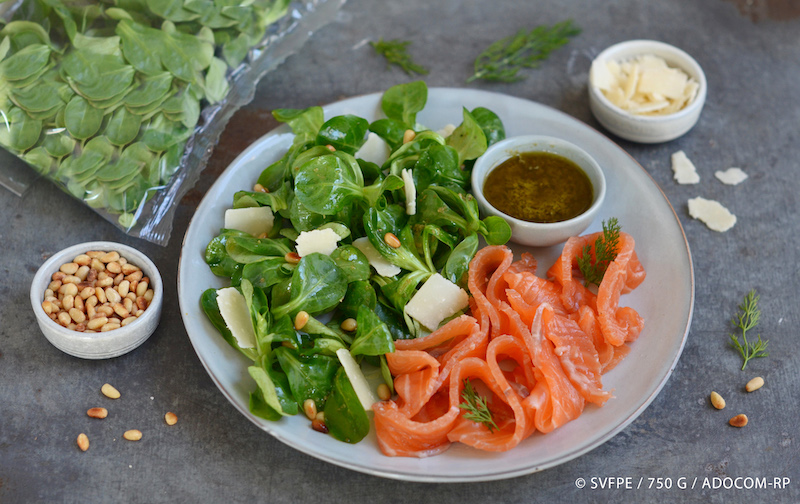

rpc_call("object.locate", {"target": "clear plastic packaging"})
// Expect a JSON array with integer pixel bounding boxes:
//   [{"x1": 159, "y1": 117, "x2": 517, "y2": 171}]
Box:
[{"x1": 0, "y1": 0, "x2": 344, "y2": 245}]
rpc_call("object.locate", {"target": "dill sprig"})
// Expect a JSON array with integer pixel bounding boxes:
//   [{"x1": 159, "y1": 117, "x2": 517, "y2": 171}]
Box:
[
  {"x1": 730, "y1": 289, "x2": 768, "y2": 370},
  {"x1": 370, "y1": 38, "x2": 429, "y2": 76},
  {"x1": 459, "y1": 379, "x2": 498, "y2": 433},
  {"x1": 467, "y1": 20, "x2": 581, "y2": 83},
  {"x1": 577, "y1": 217, "x2": 621, "y2": 287}
]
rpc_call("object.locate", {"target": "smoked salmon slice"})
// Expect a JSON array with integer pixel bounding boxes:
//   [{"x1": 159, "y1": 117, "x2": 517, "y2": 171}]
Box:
[{"x1": 374, "y1": 233, "x2": 645, "y2": 457}]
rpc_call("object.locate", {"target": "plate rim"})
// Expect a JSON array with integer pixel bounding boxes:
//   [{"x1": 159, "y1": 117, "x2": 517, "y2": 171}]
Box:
[{"x1": 177, "y1": 87, "x2": 695, "y2": 482}]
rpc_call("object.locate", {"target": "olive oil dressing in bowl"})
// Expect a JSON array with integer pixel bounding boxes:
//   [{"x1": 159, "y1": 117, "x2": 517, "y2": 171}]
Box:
[{"x1": 472, "y1": 135, "x2": 606, "y2": 247}]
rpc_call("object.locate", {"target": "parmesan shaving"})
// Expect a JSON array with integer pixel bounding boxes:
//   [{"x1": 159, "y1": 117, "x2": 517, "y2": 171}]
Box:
[
  {"x1": 715, "y1": 167, "x2": 748, "y2": 186},
  {"x1": 688, "y1": 197, "x2": 736, "y2": 232},
  {"x1": 671, "y1": 150, "x2": 700, "y2": 184},
  {"x1": 591, "y1": 54, "x2": 698, "y2": 116}
]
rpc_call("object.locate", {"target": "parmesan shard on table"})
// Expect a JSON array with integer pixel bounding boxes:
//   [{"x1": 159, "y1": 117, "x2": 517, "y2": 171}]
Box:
[
  {"x1": 671, "y1": 150, "x2": 700, "y2": 184},
  {"x1": 715, "y1": 167, "x2": 748, "y2": 185},
  {"x1": 688, "y1": 197, "x2": 736, "y2": 232}
]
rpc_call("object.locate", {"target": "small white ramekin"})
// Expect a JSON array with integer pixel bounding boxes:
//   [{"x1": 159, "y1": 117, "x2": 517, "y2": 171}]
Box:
[
  {"x1": 472, "y1": 135, "x2": 606, "y2": 248},
  {"x1": 588, "y1": 39, "x2": 707, "y2": 143},
  {"x1": 30, "y1": 241, "x2": 163, "y2": 359}
]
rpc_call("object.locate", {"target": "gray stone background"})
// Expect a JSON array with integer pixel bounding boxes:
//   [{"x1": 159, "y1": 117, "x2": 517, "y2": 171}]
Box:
[{"x1": 2, "y1": 0, "x2": 798, "y2": 502}]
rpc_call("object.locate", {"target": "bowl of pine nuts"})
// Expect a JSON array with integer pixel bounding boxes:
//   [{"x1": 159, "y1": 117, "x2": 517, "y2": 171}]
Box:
[{"x1": 30, "y1": 241, "x2": 163, "y2": 359}]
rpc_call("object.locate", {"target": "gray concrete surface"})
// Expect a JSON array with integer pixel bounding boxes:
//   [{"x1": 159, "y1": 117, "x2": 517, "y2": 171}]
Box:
[{"x1": 2, "y1": 0, "x2": 799, "y2": 502}]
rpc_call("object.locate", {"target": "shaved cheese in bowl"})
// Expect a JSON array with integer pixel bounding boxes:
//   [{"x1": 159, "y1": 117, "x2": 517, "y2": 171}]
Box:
[{"x1": 588, "y1": 40, "x2": 707, "y2": 143}]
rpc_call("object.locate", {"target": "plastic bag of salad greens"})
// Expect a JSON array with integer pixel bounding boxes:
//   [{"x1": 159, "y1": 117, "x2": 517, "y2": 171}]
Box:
[{"x1": 0, "y1": 0, "x2": 344, "y2": 245}]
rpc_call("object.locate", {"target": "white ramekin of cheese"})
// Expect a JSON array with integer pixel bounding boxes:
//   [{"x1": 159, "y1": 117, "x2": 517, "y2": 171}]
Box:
[{"x1": 588, "y1": 40, "x2": 707, "y2": 143}]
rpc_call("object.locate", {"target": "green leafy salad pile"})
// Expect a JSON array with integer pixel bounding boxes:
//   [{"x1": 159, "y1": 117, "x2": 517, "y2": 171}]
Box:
[
  {"x1": 201, "y1": 81, "x2": 512, "y2": 443},
  {"x1": 0, "y1": 0, "x2": 291, "y2": 228}
]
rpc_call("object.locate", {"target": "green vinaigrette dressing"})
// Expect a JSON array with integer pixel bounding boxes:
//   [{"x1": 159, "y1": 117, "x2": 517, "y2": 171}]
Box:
[{"x1": 483, "y1": 151, "x2": 593, "y2": 223}]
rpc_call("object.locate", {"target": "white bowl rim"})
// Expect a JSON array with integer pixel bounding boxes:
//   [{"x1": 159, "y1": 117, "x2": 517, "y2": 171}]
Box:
[
  {"x1": 472, "y1": 134, "x2": 607, "y2": 232},
  {"x1": 30, "y1": 240, "x2": 163, "y2": 349},
  {"x1": 588, "y1": 39, "x2": 707, "y2": 123}
]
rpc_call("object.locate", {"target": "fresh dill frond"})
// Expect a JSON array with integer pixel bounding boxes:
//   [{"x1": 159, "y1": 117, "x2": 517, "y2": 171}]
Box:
[
  {"x1": 467, "y1": 19, "x2": 581, "y2": 83},
  {"x1": 370, "y1": 38, "x2": 429, "y2": 76},
  {"x1": 729, "y1": 289, "x2": 768, "y2": 370},
  {"x1": 459, "y1": 378, "x2": 498, "y2": 433},
  {"x1": 577, "y1": 217, "x2": 621, "y2": 287}
]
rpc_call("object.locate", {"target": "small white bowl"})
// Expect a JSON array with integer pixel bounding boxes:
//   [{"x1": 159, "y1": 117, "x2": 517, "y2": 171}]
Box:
[
  {"x1": 472, "y1": 135, "x2": 606, "y2": 247},
  {"x1": 30, "y1": 241, "x2": 163, "y2": 359},
  {"x1": 588, "y1": 39, "x2": 707, "y2": 143}
]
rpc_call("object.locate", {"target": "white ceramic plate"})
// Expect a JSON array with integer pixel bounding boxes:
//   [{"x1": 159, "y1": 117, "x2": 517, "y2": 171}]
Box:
[{"x1": 177, "y1": 88, "x2": 694, "y2": 482}]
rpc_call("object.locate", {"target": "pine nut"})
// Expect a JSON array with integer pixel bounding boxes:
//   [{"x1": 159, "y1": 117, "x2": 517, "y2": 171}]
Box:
[
  {"x1": 77, "y1": 433, "x2": 89, "y2": 452},
  {"x1": 90, "y1": 258, "x2": 105, "y2": 271},
  {"x1": 86, "y1": 251, "x2": 104, "y2": 259},
  {"x1": 117, "y1": 280, "x2": 130, "y2": 297},
  {"x1": 60, "y1": 262, "x2": 79, "y2": 275},
  {"x1": 340, "y1": 318, "x2": 357, "y2": 332},
  {"x1": 113, "y1": 273, "x2": 124, "y2": 286},
  {"x1": 59, "y1": 283, "x2": 78, "y2": 297},
  {"x1": 62, "y1": 275, "x2": 80, "y2": 285},
  {"x1": 253, "y1": 183, "x2": 267, "y2": 193},
  {"x1": 311, "y1": 418, "x2": 328, "y2": 433},
  {"x1": 75, "y1": 323, "x2": 86, "y2": 332},
  {"x1": 73, "y1": 254, "x2": 91, "y2": 266},
  {"x1": 100, "y1": 251, "x2": 120, "y2": 263},
  {"x1": 100, "y1": 322, "x2": 121, "y2": 332},
  {"x1": 52, "y1": 271, "x2": 66, "y2": 281},
  {"x1": 87, "y1": 317, "x2": 108, "y2": 330},
  {"x1": 121, "y1": 263, "x2": 140, "y2": 275},
  {"x1": 294, "y1": 311, "x2": 310, "y2": 330},
  {"x1": 136, "y1": 297, "x2": 148, "y2": 311},
  {"x1": 44, "y1": 288, "x2": 55, "y2": 298},
  {"x1": 87, "y1": 407, "x2": 108, "y2": 419},
  {"x1": 42, "y1": 301, "x2": 54, "y2": 315},
  {"x1": 106, "y1": 261, "x2": 121, "y2": 274},
  {"x1": 101, "y1": 383, "x2": 120, "y2": 399},
  {"x1": 62, "y1": 295, "x2": 75, "y2": 311},
  {"x1": 303, "y1": 399, "x2": 317, "y2": 420},
  {"x1": 121, "y1": 316, "x2": 137, "y2": 326},
  {"x1": 123, "y1": 429, "x2": 142, "y2": 441},
  {"x1": 105, "y1": 287, "x2": 121, "y2": 304},
  {"x1": 403, "y1": 129, "x2": 416, "y2": 144},
  {"x1": 325, "y1": 144, "x2": 336, "y2": 152},
  {"x1": 57, "y1": 312, "x2": 71, "y2": 326},
  {"x1": 118, "y1": 257, "x2": 127, "y2": 265},
  {"x1": 74, "y1": 296, "x2": 84, "y2": 312},
  {"x1": 97, "y1": 305, "x2": 114, "y2": 317},
  {"x1": 95, "y1": 287, "x2": 107, "y2": 304},
  {"x1": 76, "y1": 265, "x2": 90, "y2": 281},
  {"x1": 164, "y1": 412, "x2": 178, "y2": 426},
  {"x1": 49, "y1": 280, "x2": 62, "y2": 291},
  {"x1": 69, "y1": 308, "x2": 86, "y2": 324},
  {"x1": 96, "y1": 277, "x2": 113, "y2": 288},
  {"x1": 86, "y1": 268, "x2": 97, "y2": 283},
  {"x1": 377, "y1": 383, "x2": 392, "y2": 401},
  {"x1": 729, "y1": 414, "x2": 748, "y2": 428},
  {"x1": 79, "y1": 287, "x2": 94, "y2": 300},
  {"x1": 123, "y1": 298, "x2": 134, "y2": 313},
  {"x1": 113, "y1": 303, "x2": 130, "y2": 319},
  {"x1": 746, "y1": 377, "x2": 764, "y2": 392},
  {"x1": 136, "y1": 281, "x2": 148, "y2": 297},
  {"x1": 384, "y1": 232, "x2": 401, "y2": 248},
  {"x1": 284, "y1": 252, "x2": 301, "y2": 264},
  {"x1": 125, "y1": 270, "x2": 143, "y2": 282},
  {"x1": 143, "y1": 289, "x2": 154, "y2": 302}
]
